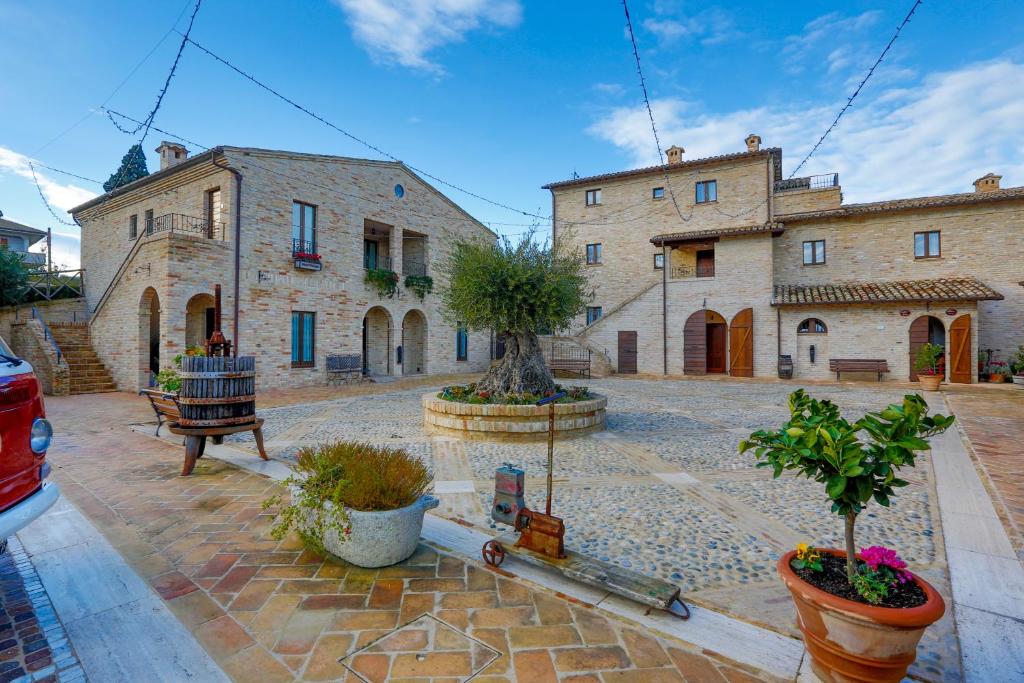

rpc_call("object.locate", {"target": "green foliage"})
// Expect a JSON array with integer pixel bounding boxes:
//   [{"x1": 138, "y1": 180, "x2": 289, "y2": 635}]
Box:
[
  {"x1": 439, "y1": 233, "x2": 590, "y2": 335},
  {"x1": 740, "y1": 390, "x2": 954, "y2": 518},
  {"x1": 793, "y1": 543, "x2": 823, "y2": 572},
  {"x1": 155, "y1": 348, "x2": 206, "y2": 393},
  {"x1": 0, "y1": 247, "x2": 28, "y2": 306},
  {"x1": 365, "y1": 268, "x2": 399, "y2": 298},
  {"x1": 850, "y1": 570, "x2": 892, "y2": 604},
  {"x1": 103, "y1": 144, "x2": 150, "y2": 192},
  {"x1": 913, "y1": 343, "x2": 943, "y2": 375},
  {"x1": 262, "y1": 441, "x2": 431, "y2": 555},
  {"x1": 404, "y1": 274, "x2": 433, "y2": 301},
  {"x1": 1012, "y1": 346, "x2": 1024, "y2": 375},
  {"x1": 438, "y1": 383, "x2": 591, "y2": 405}
]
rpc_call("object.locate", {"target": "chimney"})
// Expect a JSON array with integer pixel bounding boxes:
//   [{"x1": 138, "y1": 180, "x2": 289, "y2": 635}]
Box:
[
  {"x1": 973, "y1": 173, "x2": 1001, "y2": 193},
  {"x1": 745, "y1": 133, "x2": 762, "y2": 152},
  {"x1": 155, "y1": 141, "x2": 189, "y2": 171},
  {"x1": 665, "y1": 146, "x2": 684, "y2": 165}
]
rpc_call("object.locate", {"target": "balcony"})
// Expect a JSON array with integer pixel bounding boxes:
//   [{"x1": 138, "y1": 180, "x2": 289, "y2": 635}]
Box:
[
  {"x1": 292, "y1": 239, "x2": 322, "y2": 271},
  {"x1": 403, "y1": 259, "x2": 427, "y2": 277},
  {"x1": 145, "y1": 213, "x2": 222, "y2": 239},
  {"x1": 669, "y1": 248, "x2": 715, "y2": 280},
  {"x1": 774, "y1": 173, "x2": 839, "y2": 193},
  {"x1": 9, "y1": 250, "x2": 46, "y2": 267}
]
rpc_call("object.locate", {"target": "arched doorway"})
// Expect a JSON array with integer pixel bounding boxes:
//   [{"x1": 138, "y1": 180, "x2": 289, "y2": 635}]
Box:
[
  {"x1": 362, "y1": 306, "x2": 392, "y2": 376},
  {"x1": 139, "y1": 287, "x2": 161, "y2": 388},
  {"x1": 401, "y1": 310, "x2": 427, "y2": 375},
  {"x1": 729, "y1": 308, "x2": 753, "y2": 377},
  {"x1": 949, "y1": 314, "x2": 972, "y2": 384},
  {"x1": 909, "y1": 315, "x2": 946, "y2": 381},
  {"x1": 185, "y1": 293, "x2": 215, "y2": 350},
  {"x1": 683, "y1": 309, "x2": 727, "y2": 375}
]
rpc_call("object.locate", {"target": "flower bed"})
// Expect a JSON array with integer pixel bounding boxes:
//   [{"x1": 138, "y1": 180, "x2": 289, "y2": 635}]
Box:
[
  {"x1": 437, "y1": 383, "x2": 592, "y2": 405},
  {"x1": 423, "y1": 390, "x2": 606, "y2": 441}
]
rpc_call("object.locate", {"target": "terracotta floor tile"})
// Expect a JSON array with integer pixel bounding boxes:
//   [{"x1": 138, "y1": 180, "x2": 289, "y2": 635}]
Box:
[
  {"x1": 219, "y1": 644, "x2": 293, "y2": 683},
  {"x1": 192, "y1": 615, "x2": 256, "y2": 661},
  {"x1": 150, "y1": 570, "x2": 199, "y2": 601},
  {"x1": 513, "y1": 649, "x2": 558, "y2": 683},
  {"x1": 304, "y1": 633, "x2": 355, "y2": 681}
]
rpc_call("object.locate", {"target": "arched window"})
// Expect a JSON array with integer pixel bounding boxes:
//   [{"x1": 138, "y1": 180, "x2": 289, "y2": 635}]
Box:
[{"x1": 798, "y1": 318, "x2": 827, "y2": 334}]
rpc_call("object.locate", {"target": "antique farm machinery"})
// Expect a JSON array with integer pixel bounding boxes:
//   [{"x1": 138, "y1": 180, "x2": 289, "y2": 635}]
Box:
[{"x1": 481, "y1": 393, "x2": 689, "y2": 619}]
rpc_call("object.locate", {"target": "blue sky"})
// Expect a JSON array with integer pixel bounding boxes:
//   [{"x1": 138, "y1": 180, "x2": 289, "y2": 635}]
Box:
[{"x1": 2, "y1": 0, "x2": 1023, "y2": 268}]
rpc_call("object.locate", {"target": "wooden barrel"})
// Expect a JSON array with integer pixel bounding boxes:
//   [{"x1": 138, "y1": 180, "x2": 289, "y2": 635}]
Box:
[{"x1": 177, "y1": 356, "x2": 256, "y2": 427}]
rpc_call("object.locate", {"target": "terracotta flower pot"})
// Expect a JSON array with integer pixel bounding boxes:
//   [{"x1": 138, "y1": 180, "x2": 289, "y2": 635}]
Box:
[
  {"x1": 917, "y1": 374, "x2": 941, "y2": 392},
  {"x1": 777, "y1": 549, "x2": 945, "y2": 683}
]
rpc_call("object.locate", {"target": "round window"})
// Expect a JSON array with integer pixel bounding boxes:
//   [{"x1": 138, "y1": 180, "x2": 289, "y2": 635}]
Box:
[{"x1": 394, "y1": 184, "x2": 405, "y2": 198}]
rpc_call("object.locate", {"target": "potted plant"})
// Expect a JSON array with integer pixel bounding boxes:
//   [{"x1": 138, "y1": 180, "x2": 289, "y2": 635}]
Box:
[
  {"x1": 153, "y1": 347, "x2": 206, "y2": 392},
  {"x1": 989, "y1": 361, "x2": 1010, "y2": 383},
  {"x1": 913, "y1": 343, "x2": 943, "y2": 391},
  {"x1": 1011, "y1": 346, "x2": 1024, "y2": 386},
  {"x1": 978, "y1": 351, "x2": 988, "y2": 381},
  {"x1": 264, "y1": 441, "x2": 437, "y2": 568},
  {"x1": 740, "y1": 390, "x2": 954, "y2": 683}
]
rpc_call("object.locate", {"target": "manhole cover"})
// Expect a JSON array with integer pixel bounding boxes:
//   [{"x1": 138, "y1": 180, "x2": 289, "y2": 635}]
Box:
[{"x1": 339, "y1": 613, "x2": 502, "y2": 682}]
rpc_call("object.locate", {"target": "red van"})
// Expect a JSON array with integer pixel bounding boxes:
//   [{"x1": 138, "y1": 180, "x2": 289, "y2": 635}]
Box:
[{"x1": 0, "y1": 336, "x2": 59, "y2": 552}]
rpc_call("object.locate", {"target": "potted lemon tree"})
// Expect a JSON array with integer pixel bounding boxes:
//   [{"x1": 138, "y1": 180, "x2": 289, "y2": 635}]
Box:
[
  {"x1": 913, "y1": 343, "x2": 943, "y2": 391},
  {"x1": 264, "y1": 441, "x2": 437, "y2": 567},
  {"x1": 740, "y1": 390, "x2": 954, "y2": 683}
]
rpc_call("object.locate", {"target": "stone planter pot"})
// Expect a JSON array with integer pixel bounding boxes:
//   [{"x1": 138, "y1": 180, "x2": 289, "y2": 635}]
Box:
[
  {"x1": 917, "y1": 374, "x2": 941, "y2": 392},
  {"x1": 777, "y1": 549, "x2": 945, "y2": 683},
  {"x1": 298, "y1": 487, "x2": 439, "y2": 568},
  {"x1": 422, "y1": 392, "x2": 606, "y2": 441},
  {"x1": 1013, "y1": 375, "x2": 1024, "y2": 387}
]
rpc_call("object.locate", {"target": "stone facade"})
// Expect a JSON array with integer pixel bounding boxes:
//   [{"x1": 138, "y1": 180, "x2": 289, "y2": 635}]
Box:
[
  {"x1": 8, "y1": 319, "x2": 69, "y2": 395},
  {"x1": 547, "y1": 138, "x2": 1021, "y2": 382},
  {"x1": 72, "y1": 147, "x2": 495, "y2": 392}
]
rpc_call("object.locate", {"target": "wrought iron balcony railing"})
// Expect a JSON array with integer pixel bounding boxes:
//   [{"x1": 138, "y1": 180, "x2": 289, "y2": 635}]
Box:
[
  {"x1": 774, "y1": 173, "x2": 839, "y2": 193},
  {"x1": 402, "y1": 259, "x2": 427, "y2": 277},
  {"x1": 292, "y1": 239, "x2": 318, "y2": 257},
  {"x1": 145, "y1": 213, "x2": 223, "y2": 239},
  {"x1": 670, "y1": 263, "x2": 715, "y2": 280},
  {"x1": 364, "y1": 254, "x2": 393, "y2": 271}
]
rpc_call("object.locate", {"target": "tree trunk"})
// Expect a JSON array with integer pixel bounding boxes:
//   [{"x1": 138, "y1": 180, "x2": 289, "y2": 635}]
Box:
[
  {"x1": 476, "y1": 331, "x2": 556, "y2": 398},
  {"x1": 845, "y1": 512, "x2": 858, "y2": 584}
]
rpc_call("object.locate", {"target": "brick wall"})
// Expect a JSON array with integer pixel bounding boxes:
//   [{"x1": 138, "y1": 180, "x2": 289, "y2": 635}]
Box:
[
  {"x1": 8, "y1": 319, "x2": 69, "y2": 395},
  {"x1": 0, "y1": 298, "x2": 89, "y2": 344}
]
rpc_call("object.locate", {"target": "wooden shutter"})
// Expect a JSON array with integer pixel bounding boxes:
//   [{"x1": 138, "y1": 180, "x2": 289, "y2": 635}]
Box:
[
  {"x1": 729, "y1": 308, "x2": 754, "y2": 377},
  {"x1": 908, "y1": 316, "x2": 930, "y2": 381},
  {"x1": 617, "y1": 331, "x2": 638, "y2": 374},
  {"x1": 949, "y1": 315, "x2": 972, "y2": 384},
  {"x1": 683, "y1": 311, "x2": 706, "y2": 375}
]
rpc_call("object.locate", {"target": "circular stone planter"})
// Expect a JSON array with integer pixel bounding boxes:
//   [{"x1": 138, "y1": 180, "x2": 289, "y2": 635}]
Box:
[
  {"x1": 422, "y1": 392, "x2": 606, "y2": 441},
  {"x1": 778, "y1": 549, "x2": 945, "y2": 683},
  {"x1": 301, "y1": 489, "x2": 440, "y2": 568}
]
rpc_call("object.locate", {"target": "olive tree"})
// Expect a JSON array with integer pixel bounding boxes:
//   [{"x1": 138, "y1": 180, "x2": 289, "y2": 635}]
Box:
[{"x1": 439, "y1": 233, "x2": 590, "y2": 398}]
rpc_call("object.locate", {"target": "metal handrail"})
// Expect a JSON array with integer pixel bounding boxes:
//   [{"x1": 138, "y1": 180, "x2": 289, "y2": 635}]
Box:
[
  {"x1": 31, "y1": 307, "x2": 63, "y2": 364},
  {"x1": 774, "y1": 173, "x2": 839, "y2": 192},
  {"x1": 402, "y1": 259, "x2": 427, "y2": 277}
]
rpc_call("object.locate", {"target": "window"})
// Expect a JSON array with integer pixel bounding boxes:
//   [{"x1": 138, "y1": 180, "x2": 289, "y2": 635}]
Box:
[
  {"x1": 585, "y1": 243, "x2": 602, "y2": 265},
  {"x1": 654, "y1": 253, "x2": 664, "y2": 270},
  {"x1": 292, "y1": 201, "x2": 317, "y2": 254},
  {"x1": 585, "y1": 189, "x2": 601, "y2": 206},
  {"x1": 364, "y1": 239, "x2": 379, "y2": 269},
  {"x1": 696, "y1": 249, "x2": 715, "y2": 277},
  {"x1": 914, "y1": 230, "x2": 940, "y2": 258},
  {"x1": 456, "y1": 324, "x2": 468, "y2": 361},
  {"x1": 803, "y1": 240, "x2": 826, "y2": 265},
  {"x1": 291, "y1": 311, "x2": 316, "y2": 367},
  {"x1": 586, "y1": 306, "x2": 603, "y2": 325},
  {"x1": 695, "y1": 180, "x2": 717, "y2": 204},
  {"x1": 144, "y1": 209, "x2": 154, "y2": 235},
  {"x1": 129, "y1": 214, "x2": 138, "y2": 239},
  {"x1": 205, "y1": 188, "x2": 222, "y2": 238},
  {"x1": 652, "y1": 187, "x2": 665, "y2": 199},
  {"x1": 798, "y1": 318, "x2": 827, "y2": 334}
]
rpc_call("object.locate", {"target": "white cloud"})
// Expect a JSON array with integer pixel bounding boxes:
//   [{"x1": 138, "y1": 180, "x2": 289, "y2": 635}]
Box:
[
  {"x1": 592, "y1": 82, "x2": 626, "y2": 96},
  {"x1": 586, "y1": 60, "x2": 1024, "y2": 203},
  {"x1": 642, "y1": 4, "x2": 738, "y2": 46},
  {"x1": 333, "y1": 0, "x2": 522, "y2": 73},
  {"x1": 0, "y1": 146, "x2": 97, "y2": 212},
  {"x1": 783, "y1": 10, "x2": 882, "y2": 73}
]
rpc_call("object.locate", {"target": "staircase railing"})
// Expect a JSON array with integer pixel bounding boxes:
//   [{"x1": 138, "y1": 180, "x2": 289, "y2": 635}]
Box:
[{"x1": 31, "y1": 307, "x2": 63, "y2": 364}]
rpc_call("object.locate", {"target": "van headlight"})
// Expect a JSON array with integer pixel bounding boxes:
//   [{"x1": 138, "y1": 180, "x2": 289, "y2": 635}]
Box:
[{"x1": 30, "y1": 418, "x2": 52, "y2": 454}]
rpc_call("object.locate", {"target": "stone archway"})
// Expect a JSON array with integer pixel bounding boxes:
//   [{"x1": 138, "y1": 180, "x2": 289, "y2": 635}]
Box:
[
  {"x1": 185, "y1": 293, "x2": 215, "y2": 350},
  {"x1": 362, "y1": 306, "x2": 393, "y2": 376},
  {"x1": 909, "y1": 315, "x2": 946, "y2": 380},
  {"x1": 401, "y1": 309, "x2": 427, "y2": 376},
  {"x1": 139, "y1": 287, "x2": 161, "y2": 388}
]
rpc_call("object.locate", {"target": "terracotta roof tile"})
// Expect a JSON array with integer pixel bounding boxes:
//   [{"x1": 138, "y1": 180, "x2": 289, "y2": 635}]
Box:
[
  {"x1": 772, "y1": 277, "x2": 1003, "y2": 306},
  {"x1": 776, "y1": 186, "x2": 1024, "y2": 221},
  {"x1": 650, "y1": 223, "x2": 783, "y2": 245}
]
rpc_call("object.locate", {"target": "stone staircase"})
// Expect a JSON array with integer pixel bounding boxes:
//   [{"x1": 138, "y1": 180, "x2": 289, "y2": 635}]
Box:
[{"x1": 48, "y1": 323, "x2": 117, "y2": 394}]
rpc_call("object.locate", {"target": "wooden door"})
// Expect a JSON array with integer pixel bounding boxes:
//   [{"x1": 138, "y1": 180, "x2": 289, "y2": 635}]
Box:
[
  {"x1": 729, "y1": 308, "x2": 753, "y2": 377},
  {"x1": 949, "y1": 315, "x2": 972, "y2": 384},
  {"x1": 683, "y1": 311, "x2": 706, "y2": 375},
  {"x1": 617, "y1": 331, "x2": 638, "y2": 374},
  {"x1": 706, "y1": 324, "x2": 727, "y2": 373},
  {"x1": 908, "y1": 316, "x2": 930, "y2": 381}
]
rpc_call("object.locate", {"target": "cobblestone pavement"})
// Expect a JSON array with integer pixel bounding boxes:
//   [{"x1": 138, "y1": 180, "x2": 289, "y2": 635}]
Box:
[
  {"x1": 945, "y1": 386, "x2": 1024, "y2": 561},
  {"x1": 41, "y1": 391, "x2": 773, "y2": 683},
  {"x1": 0, "y1": 538, "x2": 85, "y2": 683},
  {"x1": 224, "y1": 376, "x2": 962, "y2": 682}
]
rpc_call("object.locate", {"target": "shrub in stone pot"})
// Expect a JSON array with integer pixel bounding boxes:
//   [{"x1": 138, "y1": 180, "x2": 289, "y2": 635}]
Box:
[
  {"x1": 913, "y1": 343, "x2": 943, "y2": 391},
  {"x1": 740, "y1": 390, "x2": 954, "y2": 683},
  {"x1": 264, "y1": 441, "x2": 437, "y2": 568}
]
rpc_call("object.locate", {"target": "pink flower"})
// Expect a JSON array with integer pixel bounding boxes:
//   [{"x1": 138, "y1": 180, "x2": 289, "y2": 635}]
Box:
[{"x1": 861, "y1": 545, "x2": 913, "y2": 584}]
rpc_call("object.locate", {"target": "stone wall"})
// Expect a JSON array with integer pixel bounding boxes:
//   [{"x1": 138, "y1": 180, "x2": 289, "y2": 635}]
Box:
[
  {"x1": 773, "y1": 186, "x2": 842, "y2": 214},
  {"x1": 0, "y1": 298, "x2": 89, "y2": 344},
  {"x1": 8, "y1": 319, "x2": 69, "y2": 395}
]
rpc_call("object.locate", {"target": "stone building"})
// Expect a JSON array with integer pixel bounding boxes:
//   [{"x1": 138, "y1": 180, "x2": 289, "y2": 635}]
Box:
[
  {"x1": 546, "y1": 136, "x2": 1021, "y2": 383},
  {"x1": 69, "y1": 143, "x2": 495, "y2": 391}
]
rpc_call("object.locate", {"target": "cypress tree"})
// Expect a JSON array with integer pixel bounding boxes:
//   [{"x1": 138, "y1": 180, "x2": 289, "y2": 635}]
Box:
[{"x1": 103, "y1": 144, "x2": 150, "y2": 192}]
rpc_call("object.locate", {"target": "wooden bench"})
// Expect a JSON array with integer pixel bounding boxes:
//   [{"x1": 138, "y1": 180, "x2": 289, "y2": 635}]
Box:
[
  {"x1": 829, "y1": 358, "x2": 890, "y2": 382},
  {"x1": 139, "y1": 389, "x2": 180, "y2": 436},
  {"x1": 167, "y1": 420, "x2": 269, "y2": 476},
  {"x1": 547, "y1": 359, "x2": 591, "y2": 378}
]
